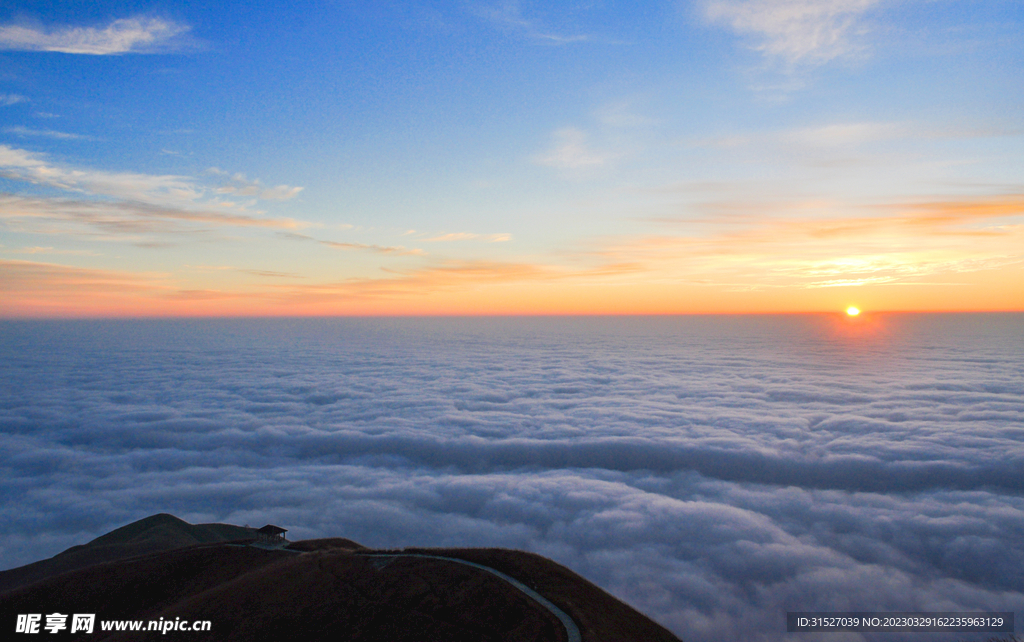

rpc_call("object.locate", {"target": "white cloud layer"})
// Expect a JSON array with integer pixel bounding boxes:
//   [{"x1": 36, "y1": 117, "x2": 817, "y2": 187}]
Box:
[
  {"x1": 0, "y1": 17, "x2": 190, "y2": 55},
  {"x1": 705, "y1": 0, "x2": 881, "y2": 66},
  {"x1": 0, "y1": 315, "x2": 1021, "y2": 641}
]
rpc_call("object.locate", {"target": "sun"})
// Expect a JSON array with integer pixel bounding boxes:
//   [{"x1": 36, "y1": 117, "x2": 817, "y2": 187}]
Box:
[{"x1": 846, "y1": 306, "x2": 861, "y2": 316}]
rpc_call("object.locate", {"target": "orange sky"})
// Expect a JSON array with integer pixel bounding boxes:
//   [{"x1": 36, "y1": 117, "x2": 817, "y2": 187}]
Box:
[{"x1": 3, "y1": 192, "x2": 1021, "y2": 317}]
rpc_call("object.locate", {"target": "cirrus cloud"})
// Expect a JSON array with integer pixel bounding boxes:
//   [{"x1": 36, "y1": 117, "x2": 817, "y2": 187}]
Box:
[
  {"x1": 704, "y1": 0, "x2": 882, "y2": 67},
  {"x1": 534, "y1": 127, "x2": 616, "y2": 170},
  {"x1": 0, "y1": 94, "x2": 29, "y2": 107},
  {"x1": 0, "y1": 17, "x2": 192, "y2": 55},
  {"x1": 0, "y1": 147, "x2": 306, "y2": 243}
]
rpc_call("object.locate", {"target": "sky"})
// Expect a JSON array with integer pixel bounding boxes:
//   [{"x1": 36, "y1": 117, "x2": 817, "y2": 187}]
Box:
[{"x1": 0, "y1": 0, "x2": 1022, "y2": 316}]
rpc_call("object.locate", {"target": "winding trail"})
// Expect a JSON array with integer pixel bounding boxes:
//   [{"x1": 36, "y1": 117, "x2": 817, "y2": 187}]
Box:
[
  {"x1": 356, "y1": 552, "x2": 581, "y2": 642},
  {"x1": 245, "y1": 543, "x2": 581, "y2": 641}
]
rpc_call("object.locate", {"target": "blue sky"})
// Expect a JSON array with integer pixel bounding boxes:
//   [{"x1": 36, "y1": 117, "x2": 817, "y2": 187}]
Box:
[{"x1": 1, "y1": 1, "x2": 1022, "y2": 315}]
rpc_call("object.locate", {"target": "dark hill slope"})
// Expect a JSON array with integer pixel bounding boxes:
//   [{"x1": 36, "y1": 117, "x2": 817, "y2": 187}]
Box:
[
  {"x1": 404, "y1": 547, "x2": 679, "y2": 642},
  {"x1": 0, "y1": 516, "x2": 680, "y2": 642},
  {"x1": 0, "y1": 513, "x2": 255, "y2": 593},
  {"x1": 1, "y1": 543, "x2": 567, "y2": 641}
]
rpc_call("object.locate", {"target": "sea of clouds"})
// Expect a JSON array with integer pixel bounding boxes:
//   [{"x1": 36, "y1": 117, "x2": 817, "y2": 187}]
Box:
[{"x1": 1, "y1": 314, "x2": 1022, "y2": 641}]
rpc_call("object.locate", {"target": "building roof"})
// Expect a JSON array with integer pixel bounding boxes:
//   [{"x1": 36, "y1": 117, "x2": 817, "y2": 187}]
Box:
[{"x1": 256, "y1": 525, "x2": 287, "y2": 535}]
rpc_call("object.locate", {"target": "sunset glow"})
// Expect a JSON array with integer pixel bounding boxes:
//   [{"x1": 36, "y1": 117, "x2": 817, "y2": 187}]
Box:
[
  {"x1": 846, "y1": 307, "x2": 861, "y2": 317},
  {"x1": 0, "y1": 4, "x2": 1021, "y2": 317}
]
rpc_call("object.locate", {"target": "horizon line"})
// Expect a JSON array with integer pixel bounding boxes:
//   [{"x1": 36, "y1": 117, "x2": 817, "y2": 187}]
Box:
[{"x1": 2, "y1": 309, "x2": 1022, "y2": 321}]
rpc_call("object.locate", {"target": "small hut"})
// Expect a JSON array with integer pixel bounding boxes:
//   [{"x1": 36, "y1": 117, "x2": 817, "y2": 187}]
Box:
[{"x1": 255, "y1": 524, "x2": 287, "y2": 544}]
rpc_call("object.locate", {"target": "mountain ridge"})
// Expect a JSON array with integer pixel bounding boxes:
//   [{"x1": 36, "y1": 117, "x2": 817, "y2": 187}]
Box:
[
  {"x1": 0, "y1": 514, "x2": 681, "y2": 642},
  {"x1": 0, "y1": 513, "x2": 257, "y2": 595}
]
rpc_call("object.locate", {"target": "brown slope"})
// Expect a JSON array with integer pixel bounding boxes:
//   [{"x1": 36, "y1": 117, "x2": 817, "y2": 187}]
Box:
[
  {"x1": 0, "y1": 516, "x2": 681, "y2": 642},
  {"x1": 400, "y1": 547, "x2": 681, "y2": 642},
  {"x1": 0, "y1": 543, "x2": 566, "y2": 642}
]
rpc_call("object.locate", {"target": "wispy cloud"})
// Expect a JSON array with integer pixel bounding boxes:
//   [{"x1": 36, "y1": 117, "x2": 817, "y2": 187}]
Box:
[
  {"x1": 423, "y1": 232, "x2": 511, "y2": 242},
  {"x1": 321, "y1": 240, "x2": 424, "y2": 256},
  {"x1": 470, "y1": 1, "x2": 593, "y2": 44},
  {"x1": 690, "y1": 121, "x2": 906, "y2": 165},
  {"x1": 601, "y1": 193, "x2": 1024, "y2": 290},
  {"x1": 765, "y1": 121, "x2": 1020, "y2": 148},
  {"x1": 209, "y1": 169, "x2": 304, "y2": 201},
  {"x1": 0, "y1": 259, "x2": 166, "y2": 299},
  {"x1": 0, "y1": 94, "x2": 28, "y2": 106},
  {"x1": 4, "y1": 245, "x2": 98, "y2": 256},
  {"x1": 0, "y1": 145, "x2": 201, "y2": 205},
  {"x1": 0, "y1": 17, "x2": 191, "y2": 55},
  {"x1": 189, "y1": 265, "x2": 305, "y2": 279},
  {"x1": 4, "y1": 126, "x2": 95, "y2": 141},
  {"x1": 265, "y1": 258, "x2": 644, "y2": 306},
  {"x1": 688, "y1": 120, "x2": 1023, "y2": 171},
  {"x1": 272, "y1": 260, "x2": 556, "y2": 302},
  {"x1": 279, "y1": 231, "x2": 424, "y2": 256},
  {"x1": 775, "y1": 121, "x2": 903, "y2": 147},
  {"x1": 593, "y1": 100, "x2": 656, "y2": 128},
  {"x1": 534, "y1": 127, "x2": 615, "y2": 170},
  {"x1": 704, "y1": 0, "x2": 881, "y2": 67},
  {"x1": 0, "y1": 194, "x2": 301, "y2": 244},
  {"x1": 0, "y1": 255, "x2": 641, "y2": 314},
  {"x1": 0, "y1": 146, "x2": 304, "y2": 213}
]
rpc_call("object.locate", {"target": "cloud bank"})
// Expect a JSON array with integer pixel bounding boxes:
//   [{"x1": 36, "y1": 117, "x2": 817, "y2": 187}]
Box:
[{"x1": 0, "y1": 315, "x2": 1021, "y2": 641}]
